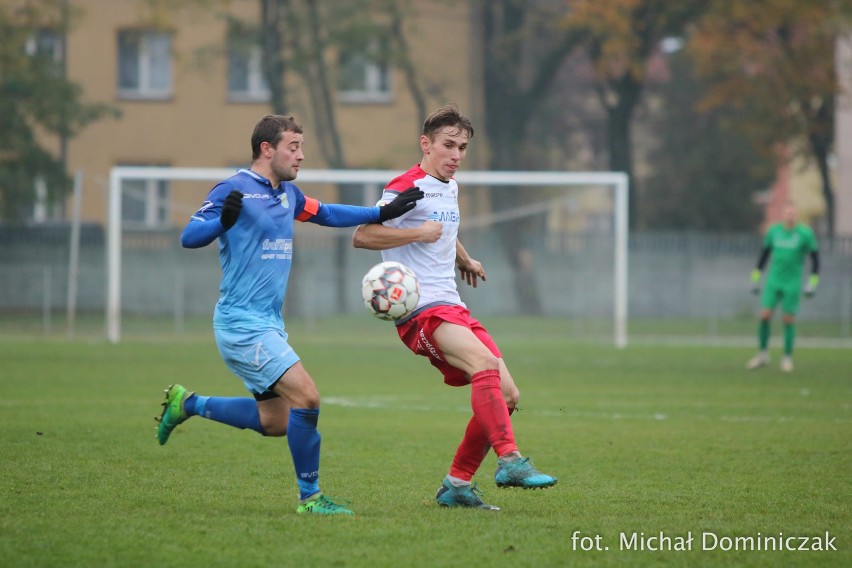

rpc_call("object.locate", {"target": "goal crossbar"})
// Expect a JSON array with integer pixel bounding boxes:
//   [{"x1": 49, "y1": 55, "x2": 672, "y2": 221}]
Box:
[{"x1": 107, "y1": 167, "x2": 629, "y2": 346}]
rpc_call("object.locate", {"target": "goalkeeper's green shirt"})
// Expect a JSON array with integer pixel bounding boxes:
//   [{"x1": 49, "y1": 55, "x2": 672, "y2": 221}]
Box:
[{"x1": 764, "y1": 223, "x2": 818, "y2": 287}]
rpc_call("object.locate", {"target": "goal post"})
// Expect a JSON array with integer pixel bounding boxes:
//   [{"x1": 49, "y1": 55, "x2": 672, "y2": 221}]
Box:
[{"x1": 106, "y1": 166, "x2": 629, "y2": 346}]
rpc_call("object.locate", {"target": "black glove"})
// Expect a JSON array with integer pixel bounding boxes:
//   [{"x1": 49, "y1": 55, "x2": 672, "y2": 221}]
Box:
[
  {"x1": 220, "y1": 190, "x2": 243, "y2": 229},
  {"x1": 378, "y1": 187, "x2": 424, "y2": 222}
]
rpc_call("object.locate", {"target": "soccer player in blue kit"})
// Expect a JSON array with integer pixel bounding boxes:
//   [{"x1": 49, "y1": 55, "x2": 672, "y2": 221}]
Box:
[{"x1": 155, "y1": 114, "x2": 422, "y2": 515}]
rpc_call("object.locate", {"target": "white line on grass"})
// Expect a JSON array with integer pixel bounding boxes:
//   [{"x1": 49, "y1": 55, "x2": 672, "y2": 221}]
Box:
[
  {"x1": 323, "y1": 396, "x2": 850, "y2": 423},
  {"x1": 326, "y1": 396, "x2": 668, "y2": 421}
]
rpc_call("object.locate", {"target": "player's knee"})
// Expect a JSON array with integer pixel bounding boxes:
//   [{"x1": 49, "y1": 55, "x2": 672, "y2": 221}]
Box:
[
  {"x1": 286, "y1": 376, "x2": 321, "y2": 409},
  {"x1": 476, "y1": 353, "x2": 500, "y2": 373},
  {"x1": 304, "y1": 392, "x2": 320, "y2": 409},
  {"x1": 295, "y1": 385, "x2": 321, "y2": 409}
]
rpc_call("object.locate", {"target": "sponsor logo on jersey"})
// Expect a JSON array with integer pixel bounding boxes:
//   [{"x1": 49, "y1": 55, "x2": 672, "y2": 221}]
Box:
[
  {"x1": 260, "y1": 238, "x2": 293, "y2": 260},
  {"x1": 243, "y1": 193, "x2": 272, "y2": 199},
  {"x1": 774, "y1": 234, "x2": 800, "y2": 249},
  {"x1": 262, "y1": 238, "x2": 293, "y2": 251},
  {"x1": 428, "y1": 210, "x2": 461, "y2": 223},
  {"x1": 424, "y1": 192, "x2": 443, "y2": 198}
]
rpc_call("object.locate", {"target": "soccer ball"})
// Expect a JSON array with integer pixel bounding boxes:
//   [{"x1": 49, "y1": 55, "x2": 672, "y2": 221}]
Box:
[{"x1": 361, "y1": 261, "x2": 420, "y2": 321}]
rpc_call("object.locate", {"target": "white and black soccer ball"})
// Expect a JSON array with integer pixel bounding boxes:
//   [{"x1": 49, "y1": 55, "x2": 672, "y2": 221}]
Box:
[{"x1": 361, "y1": 261, "x2": 420, "y2": 321}]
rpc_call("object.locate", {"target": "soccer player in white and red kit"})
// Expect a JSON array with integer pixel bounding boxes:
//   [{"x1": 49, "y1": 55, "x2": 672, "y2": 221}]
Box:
[{"x1": 353, "y1": 104, "x2": 557, "y2": 510}]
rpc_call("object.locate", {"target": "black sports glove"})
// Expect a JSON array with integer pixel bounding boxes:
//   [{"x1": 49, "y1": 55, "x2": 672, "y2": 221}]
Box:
[
  {"x1": 220, "y1": 190, "x2": 243, "y2": 229},
  {"x1": 378, "y1": 187, "x2": 424, "y2": 222}
]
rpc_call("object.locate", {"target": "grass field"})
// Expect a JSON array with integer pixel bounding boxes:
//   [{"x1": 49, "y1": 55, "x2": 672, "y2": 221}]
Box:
[{"x1": 1, "y1": 317, "x2": 849, "y2": 567}]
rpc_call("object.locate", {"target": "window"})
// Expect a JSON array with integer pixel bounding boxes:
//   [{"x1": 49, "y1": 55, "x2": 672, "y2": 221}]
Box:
[
  {"x1": 228, "y1": 42, "x2": 270, "y2": 103},
  {"x1": 338, "y1": 40, "x2": 391, "y2": 103},
  {"x1": 117, "y1": 31, "x2": 173, "y2": 100},
  {"x1": 122, "y1": 176, "x2": 170, "y2": 228},
  {"x1": 26, "y1": 29, "x2": 62, "y2": 62}
]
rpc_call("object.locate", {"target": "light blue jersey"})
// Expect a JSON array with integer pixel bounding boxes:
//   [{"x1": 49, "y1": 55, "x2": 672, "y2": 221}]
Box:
[
  {"x1": 183, "y1": 168, "x2": 381, "y2": 393},
  {"x1": 195, "y1": 170, "x2": 313, "y2": 330}
]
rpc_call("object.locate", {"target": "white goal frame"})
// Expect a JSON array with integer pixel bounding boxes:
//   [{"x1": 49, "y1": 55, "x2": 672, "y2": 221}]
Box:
[{"x1": 107, "y1": 167, "x2": 629, "y2": 346}]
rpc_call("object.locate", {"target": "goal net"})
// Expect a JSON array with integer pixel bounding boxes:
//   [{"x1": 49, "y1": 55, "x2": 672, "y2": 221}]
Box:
[{"x1": 106, "y1": 166, "x2": 629, "y2": 346}]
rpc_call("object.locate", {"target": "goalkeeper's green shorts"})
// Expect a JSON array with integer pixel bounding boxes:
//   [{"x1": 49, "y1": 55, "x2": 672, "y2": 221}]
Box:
[{"x1": 760, "y1": 281, "x2": 802, "y2": 315}]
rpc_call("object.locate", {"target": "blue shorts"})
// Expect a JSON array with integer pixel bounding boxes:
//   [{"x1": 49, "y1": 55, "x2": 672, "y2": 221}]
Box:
[{"x1": 214, "y1": 326, "x2": 300, "y2": 395}]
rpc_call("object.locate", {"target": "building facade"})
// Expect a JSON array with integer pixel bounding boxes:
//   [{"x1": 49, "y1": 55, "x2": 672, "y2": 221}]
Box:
[
  {"x1": 53, "y1": 0, "x2": 481, "y2": 227},
  {"x1": 836, "y1": 34, "x2": 852, "y2": 236}
]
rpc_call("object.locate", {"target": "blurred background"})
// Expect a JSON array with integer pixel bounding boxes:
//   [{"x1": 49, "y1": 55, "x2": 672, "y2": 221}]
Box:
[{"x1": 1, "y1": 0, "x2": 850, "y2": 345}]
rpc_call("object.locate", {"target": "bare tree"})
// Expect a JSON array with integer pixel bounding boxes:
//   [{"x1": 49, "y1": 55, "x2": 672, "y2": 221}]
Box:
[
  {"x1": 477, "y1": 0, "x2": 586, "y2": 314},
  {"x1": 262, "y1": 0, "x2": 431, "y2": 312}
]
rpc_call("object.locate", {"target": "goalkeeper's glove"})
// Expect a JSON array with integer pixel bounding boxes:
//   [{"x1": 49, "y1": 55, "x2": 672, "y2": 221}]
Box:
[
  {"x1": 220, "y1": 190, "x2": 243, "y2": 229},
  {"x1": 378, "y1": 187, "x2": 424, "y2": 222},
  {"x1": 750, "y1": 269, "x2": 762, "y2": 295},
  {"x1": 804, "y1": 274, "x2": 819, "y2": 298}
]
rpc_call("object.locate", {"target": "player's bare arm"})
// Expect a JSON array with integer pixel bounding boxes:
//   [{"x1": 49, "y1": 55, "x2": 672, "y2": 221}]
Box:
[
  {"x1": 456, "y1": 240, "x2": 485, "y2": 288},
  {"x1": 352, "y1": 220, "x2": 442, "y2": 250}
]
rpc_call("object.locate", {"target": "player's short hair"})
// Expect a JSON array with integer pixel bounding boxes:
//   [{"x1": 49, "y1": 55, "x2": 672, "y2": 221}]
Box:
[
  {"x1": 422, "y1": 103, "x2": 474, "y2": 141},
  {"x1": 251, "y1": 115, "x2": 303, "y2": 160}
]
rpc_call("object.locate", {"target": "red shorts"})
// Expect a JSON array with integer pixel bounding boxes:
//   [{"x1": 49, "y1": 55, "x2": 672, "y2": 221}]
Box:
[{"x1": 396, "y1": 304, "x2": 502, "y2": 387}]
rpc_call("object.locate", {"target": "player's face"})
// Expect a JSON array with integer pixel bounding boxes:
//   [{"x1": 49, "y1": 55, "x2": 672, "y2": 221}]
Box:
[
  {"x1": 420, "y1": 126, "x2": 469, "y2": 181},
  {"x1": 782, "y1": 204, "x2": 797, "y2": 226},
  {"x1": 268, "y1": 130, "x2": 304, "y2": 183}
]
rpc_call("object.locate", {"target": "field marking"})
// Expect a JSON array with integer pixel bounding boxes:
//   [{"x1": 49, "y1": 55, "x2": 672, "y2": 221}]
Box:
[
  {"x1": 323, "y1": 396, "x2": 850, "y2": 423},
  {"x1": 324, "y1": 396, "x2": 667, "y2": 420},
  {"x1": 630, "y1": 335, "x2": 852, "y2": 349}
]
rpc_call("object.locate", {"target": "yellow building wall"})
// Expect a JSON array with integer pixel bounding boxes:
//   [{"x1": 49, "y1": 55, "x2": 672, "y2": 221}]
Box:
[{"x1": 61, "y1": 0, "x2": 479, "y2": 225}]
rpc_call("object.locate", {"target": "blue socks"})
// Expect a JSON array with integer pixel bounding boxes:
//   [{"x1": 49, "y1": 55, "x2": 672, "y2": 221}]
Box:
[
  {"x1": 185, "y1": 395, "x2": 265, "y2": 434},
  {"x1": 184, "y1": 396, "x2": 322, "y2": 500},
  {"x1": 287, "y1": 408, "x2": 321, "y2": 500}
]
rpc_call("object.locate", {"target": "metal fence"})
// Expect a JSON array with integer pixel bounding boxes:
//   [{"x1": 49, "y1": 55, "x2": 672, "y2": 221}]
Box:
[{"x1": 1, "y1": 224, "x2": 850, "y2": 340}]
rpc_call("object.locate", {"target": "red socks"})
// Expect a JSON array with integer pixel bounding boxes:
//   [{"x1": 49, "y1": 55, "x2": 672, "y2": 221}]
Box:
[
  {"x1": 449, "y1": 370, "x2": 518, "y2": 480},
  {"x1": 449, "y1": 415, "x2": 490, "y2": 481}
]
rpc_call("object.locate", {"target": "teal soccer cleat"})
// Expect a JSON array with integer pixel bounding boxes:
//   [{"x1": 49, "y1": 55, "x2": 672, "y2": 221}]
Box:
[
  {"x1": 155, "y1": 384, "x2": 194, "y2": 445},
  {"x1": 495, "y1": 457, "x2": 557, "y2": 489},
  {"x1": 435, "y1": 480, "x2": 500, "y2": 511},
  {"x1": 296, "y1": 494, "x2": 354, "y2": 515}
]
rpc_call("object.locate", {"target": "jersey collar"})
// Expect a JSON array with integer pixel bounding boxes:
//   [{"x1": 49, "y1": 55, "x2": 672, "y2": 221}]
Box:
[{"x1": 238, "y1": 168, "x2": 284, "y2": 193}]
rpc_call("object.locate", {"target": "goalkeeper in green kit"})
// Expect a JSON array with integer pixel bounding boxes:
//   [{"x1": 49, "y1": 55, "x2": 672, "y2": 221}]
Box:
[{"x1": 747, "y1": 202, "x2": 820, "y2": 373}]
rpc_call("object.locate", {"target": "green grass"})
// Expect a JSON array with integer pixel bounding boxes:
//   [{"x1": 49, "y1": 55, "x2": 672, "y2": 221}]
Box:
[{"x1": 1, "y1": 317, "x2": 849, "y2": 567}]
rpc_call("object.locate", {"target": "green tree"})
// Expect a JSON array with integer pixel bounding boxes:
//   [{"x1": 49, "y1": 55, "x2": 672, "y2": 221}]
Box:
[
  {"x1": 643, "y1": 52, "x2": 774, "y2": 231},
  {"x1": 562, "y1": 0, "x2": 712, "y2": 229},
  {"x1": 272, "y1": 0, "x2": 430, "y2": 313},
  {"x1": 478, "y1": 0, "x2": 586, "y2": 314},
  {"x1": 149, "y1": 0, "x2": 431, "y2": 314},
  {"x1": 689, "y1": 0, "x2": 852, "y2": 237},
  {"x1": 0, "y1": 0, "x2": 117, "y2": 221}
]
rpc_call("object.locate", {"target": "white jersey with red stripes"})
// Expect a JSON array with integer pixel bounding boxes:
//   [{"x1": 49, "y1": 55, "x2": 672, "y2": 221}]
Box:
[{"x1": 377, "y1": 164, "x2": 464, "y2": 309}]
